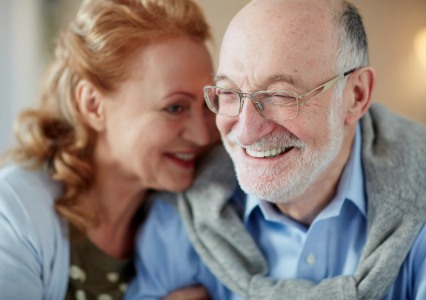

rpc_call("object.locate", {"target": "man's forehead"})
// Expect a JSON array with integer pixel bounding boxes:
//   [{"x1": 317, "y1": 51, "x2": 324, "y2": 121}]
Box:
[
  {"x1": 247, "y1": 0, "x2": 342, "y2": 15},
  {"x1": 213, "y1": 66, "x2": 312, "y2": 91},
  {"x1": 224, "y1": 0, "x2": 339, "y2": 43},
  {"x1": 218, "y1": 0, "x2": 339, "y2": 86}
]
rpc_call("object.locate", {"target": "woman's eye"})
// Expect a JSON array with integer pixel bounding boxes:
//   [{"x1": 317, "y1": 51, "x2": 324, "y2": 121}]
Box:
[{"x1": 165, "y1": 104, "x2": 185, "y2": 114}]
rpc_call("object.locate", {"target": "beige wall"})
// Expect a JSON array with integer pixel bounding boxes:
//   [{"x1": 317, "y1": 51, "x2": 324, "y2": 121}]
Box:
[
  {"x1": 198, "y1": 0, "x2": 426, "y2": 124},
  {"x1": 355, "y1": 0, "x2": 426, "y2": 124},
  {"x1": 198, "y1": 0, "x2": 250, "y2": 67}
]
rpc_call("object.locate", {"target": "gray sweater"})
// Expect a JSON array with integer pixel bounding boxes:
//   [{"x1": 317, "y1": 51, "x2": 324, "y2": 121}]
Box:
[{"x1": 178, "y1": 103, "x2": 426, "y2": 299}]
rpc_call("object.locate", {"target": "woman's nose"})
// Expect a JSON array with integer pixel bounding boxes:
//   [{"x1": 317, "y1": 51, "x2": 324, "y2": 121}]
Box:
[{"x1": 183, "y1": 110, "x2": 210, "y2": 146}]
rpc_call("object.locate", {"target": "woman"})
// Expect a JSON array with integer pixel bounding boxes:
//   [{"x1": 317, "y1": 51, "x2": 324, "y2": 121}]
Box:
[{"x1": 0, "y1": 0, "x2": 218, "y2": 299}]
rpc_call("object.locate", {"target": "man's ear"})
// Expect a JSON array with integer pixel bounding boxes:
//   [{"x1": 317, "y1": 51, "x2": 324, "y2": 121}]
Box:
[
  {"x1": 75, "y1": 80, "x2": 106, "y2": 132},
  {"x1": 344, "y1": 67, "x2": 375, "y2": 125}
]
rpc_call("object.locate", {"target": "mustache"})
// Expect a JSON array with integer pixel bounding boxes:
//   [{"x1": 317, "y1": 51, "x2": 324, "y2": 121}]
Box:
[{"x1": 226, "y1": 130, "x2": 305, "y2": 150}]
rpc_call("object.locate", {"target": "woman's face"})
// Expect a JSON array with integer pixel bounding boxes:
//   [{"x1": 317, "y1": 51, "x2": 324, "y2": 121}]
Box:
[{"x1": 98, "y1": 36, "x2": 219, "y2": 192}]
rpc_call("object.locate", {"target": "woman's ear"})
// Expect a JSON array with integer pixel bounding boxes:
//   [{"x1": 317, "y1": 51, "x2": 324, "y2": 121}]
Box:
[
  {"x1": 344, "y1": 67, "x2": 376, "y2": 125},
  {"x1": 75, "y1": 80, "x2": 106, "y2": 132}
]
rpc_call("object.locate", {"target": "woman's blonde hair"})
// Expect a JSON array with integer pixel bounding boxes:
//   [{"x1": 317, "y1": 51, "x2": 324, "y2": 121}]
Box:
[{"x1": 10, "y1": 0, "x2": 211, "y2": 230}]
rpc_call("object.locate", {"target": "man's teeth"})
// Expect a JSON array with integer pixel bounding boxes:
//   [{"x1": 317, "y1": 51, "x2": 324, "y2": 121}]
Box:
[
  {"x1": 245, "y1": 147, "x2": 290, "y2": 158},
  {"x1": 174, "y1": 153, "x2": 195, "y2": 161}
]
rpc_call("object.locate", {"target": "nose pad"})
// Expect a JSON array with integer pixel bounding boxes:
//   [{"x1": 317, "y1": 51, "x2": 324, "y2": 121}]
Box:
[
  {"x1": 240, "y1": 95, "x2": 263, "y2": 116},
  {"x1": 254, "y1": 101, "x2": 264, "y2": 112},
  {"x1": 239, "y1": 97, "x2": 265, "y2": 121},
  {"x1": 232, "y1": 95, "x2": 274, "y2": 146},
  {"x1": 239, "y1": 97, "x2": 246, "y2": 115}
]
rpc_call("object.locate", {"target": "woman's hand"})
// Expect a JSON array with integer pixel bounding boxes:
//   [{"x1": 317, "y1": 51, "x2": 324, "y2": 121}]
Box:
[{"x1": 163, "y1": 285, "x2": 210, "y2": 300}]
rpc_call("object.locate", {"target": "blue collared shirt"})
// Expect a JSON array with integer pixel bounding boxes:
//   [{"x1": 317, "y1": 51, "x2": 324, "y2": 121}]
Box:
[
  {"x1": 125, "y1": 126, "x2": 426, "y2": 300},
  {"x1": 241, "y1": 125, "x2": 367, "y2": 283}
]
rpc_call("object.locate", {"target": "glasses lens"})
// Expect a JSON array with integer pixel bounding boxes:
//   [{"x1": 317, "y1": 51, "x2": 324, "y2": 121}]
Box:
[
  {"x1": 254, "y1": 92, "x2": 299, "y2": 121},
  {"x1": 205, "y1": 87, "x2": 240, "y2": 117},
  {"x1": 204, "y1": 87, "x2": 300, "y2": 121}
]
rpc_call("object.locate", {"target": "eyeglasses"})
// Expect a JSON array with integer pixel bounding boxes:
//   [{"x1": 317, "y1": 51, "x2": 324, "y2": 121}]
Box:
[{"x1": 203, "y1": 68, "x2": 356, "y2": 122}]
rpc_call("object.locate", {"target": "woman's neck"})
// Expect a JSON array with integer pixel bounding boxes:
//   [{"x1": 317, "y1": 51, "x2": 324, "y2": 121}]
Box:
[{"x1": 77, "y1": 163, "x2": 148, "y2": 258}]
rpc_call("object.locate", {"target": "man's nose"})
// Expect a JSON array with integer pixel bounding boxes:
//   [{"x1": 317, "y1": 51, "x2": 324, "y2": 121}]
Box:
[{"x1": 232, "y1": 97, "x2": 274, "y2": 146}]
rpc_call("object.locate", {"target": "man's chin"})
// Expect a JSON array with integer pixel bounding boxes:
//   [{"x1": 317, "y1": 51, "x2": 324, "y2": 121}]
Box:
[
  {"x1": 236, "y1": 172, "x2": 276, "y2": 200},
  {"x1": 239, "y1": 183, "x2": 281, "y2": 202},
  {"x1": 236, "y1": 169, "x2": 307, "y2": 202}
]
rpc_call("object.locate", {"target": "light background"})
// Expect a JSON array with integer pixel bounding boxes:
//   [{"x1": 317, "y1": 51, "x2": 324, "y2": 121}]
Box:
[{"x1": 1, "y1": 0, "x2": 425, "y2": 154}]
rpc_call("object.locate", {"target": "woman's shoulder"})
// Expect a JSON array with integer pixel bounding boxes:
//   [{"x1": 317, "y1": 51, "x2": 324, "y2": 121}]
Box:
[
  {"x1": 0, "y1": 163, "x2": 63, "y2": 234},
  {"x1": 0, "y1": 163, "x2": 69, "y2": 299},
  {"x1": 0, "y1": 163, "x2": 61, "y2": 204}
]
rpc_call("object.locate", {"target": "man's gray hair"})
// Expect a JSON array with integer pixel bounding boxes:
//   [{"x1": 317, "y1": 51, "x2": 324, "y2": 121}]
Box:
[{"x1": 334, "y1": 1, "x2": 369, "y2": 98}]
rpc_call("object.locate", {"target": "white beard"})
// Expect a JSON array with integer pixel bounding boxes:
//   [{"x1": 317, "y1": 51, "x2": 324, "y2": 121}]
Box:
[{"x1": 223, "y1": 102, "x2": 345, "y2": 203}]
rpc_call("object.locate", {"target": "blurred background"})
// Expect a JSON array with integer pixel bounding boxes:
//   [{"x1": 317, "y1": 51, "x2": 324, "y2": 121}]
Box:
[{"x1": 1, "y1": 0, "x2": 426, "y2": 154}]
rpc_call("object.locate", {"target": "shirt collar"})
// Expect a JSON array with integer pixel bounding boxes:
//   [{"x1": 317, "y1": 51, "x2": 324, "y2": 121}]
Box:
[
  {"x1": 334, "y1": 123, "x2": 366, "y2": 215},
  {"x1": 243, "y1": 124, "x2": 366, "y2": 224}
]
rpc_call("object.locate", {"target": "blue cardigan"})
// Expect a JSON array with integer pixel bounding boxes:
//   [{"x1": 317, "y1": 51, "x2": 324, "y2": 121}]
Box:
[{"x1": 0, "y1": 164, "x2": 69, "y2": 300}]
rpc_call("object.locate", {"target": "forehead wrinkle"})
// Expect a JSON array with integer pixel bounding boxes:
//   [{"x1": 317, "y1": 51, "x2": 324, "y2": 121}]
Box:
[
  {"x1": 254, "y1": 74, "x2": 312, "y2": 92},
  {"x1": 265, "y1": 74, "x2": 295, "y2": 87},
  {"x1": 214, "y1": 72, "x2": 310, "y2": 92}
]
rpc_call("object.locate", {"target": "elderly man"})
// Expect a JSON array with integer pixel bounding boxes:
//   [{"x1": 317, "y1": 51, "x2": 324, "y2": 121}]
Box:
[{"x1": 126, "y1": 0, "x2": 426, "y2": 299}]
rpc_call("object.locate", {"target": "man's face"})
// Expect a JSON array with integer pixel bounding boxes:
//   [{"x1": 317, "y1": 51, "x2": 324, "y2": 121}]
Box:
[{"x1": 215, "y1": 0, "x2": 351, "y2": 203}]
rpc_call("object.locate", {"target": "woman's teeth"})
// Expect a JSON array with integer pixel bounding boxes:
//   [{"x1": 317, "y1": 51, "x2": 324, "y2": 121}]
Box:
[
  {"x1": 174, "y1": 153, "x2": 195, "y2": 161},
  {"x1": 245, "y1": 147, "x2": 291, "y2": 158}
]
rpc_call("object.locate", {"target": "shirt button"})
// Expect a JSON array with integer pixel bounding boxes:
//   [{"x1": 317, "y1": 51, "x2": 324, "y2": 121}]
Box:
[{"x1": 306, "y1": 253, "x2": 316, "y2": 265}]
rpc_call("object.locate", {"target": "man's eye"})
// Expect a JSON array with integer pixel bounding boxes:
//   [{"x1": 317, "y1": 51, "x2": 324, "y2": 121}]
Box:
[
  {"x1": 218, "y1": 90, "x2": 234, "y2": 95},
  {"x1": 217, "y1": 90, "x2": 237, "y2": 102},
  {"x1": 264, "y1": 93, "x2": 296, "y2": 106}
]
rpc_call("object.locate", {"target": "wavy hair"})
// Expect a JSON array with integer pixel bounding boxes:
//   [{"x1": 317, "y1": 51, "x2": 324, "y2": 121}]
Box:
[{"x1": 9, "y1": 0, "x2": 211, "y2": 230}]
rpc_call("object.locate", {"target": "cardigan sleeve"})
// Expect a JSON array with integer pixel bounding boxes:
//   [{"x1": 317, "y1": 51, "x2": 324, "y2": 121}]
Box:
[
  {"x1": 0, "y1": 165, "x2": 69, "y2": 300},
  {"x1": 0, "y1": 179, "x2": 44, "y2": 300}
]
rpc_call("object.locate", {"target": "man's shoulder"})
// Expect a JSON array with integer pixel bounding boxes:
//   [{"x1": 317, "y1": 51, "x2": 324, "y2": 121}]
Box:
[
  {"x1": 362, "y1": 103, "x2": 426, "y2": 218},
  {"x1": 147, "y1": 196, "x2": 181, "y2": 225},
  {"x1": 362, "y1": 103, "x2": 426, "y2": 183},
  {"x1": 133, "y1": 196, "x2": 204, "y2": 292},
  {"x1": 138, "y1": 196, "x2": 191, "y2": 249},
  {"x1": 366, "y1": 103, "x2": 426, "y2": 141}
]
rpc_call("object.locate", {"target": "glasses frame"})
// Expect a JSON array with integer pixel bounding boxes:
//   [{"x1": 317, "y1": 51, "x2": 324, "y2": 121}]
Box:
[{"x1": 204, "y1": 68, "x2": 357, "y2": 121}]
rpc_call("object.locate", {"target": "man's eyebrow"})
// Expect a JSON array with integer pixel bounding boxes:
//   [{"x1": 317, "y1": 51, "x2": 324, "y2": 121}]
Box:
[
  {"x1": 213, "y1": 74, "x2": 233, "y2": 84},
  {"x1": 267, "y1": 74, "x2": 295, "y2": 86},
  {"x1": 213, "y1": 73, "x2": 302, "y2": 89}
]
